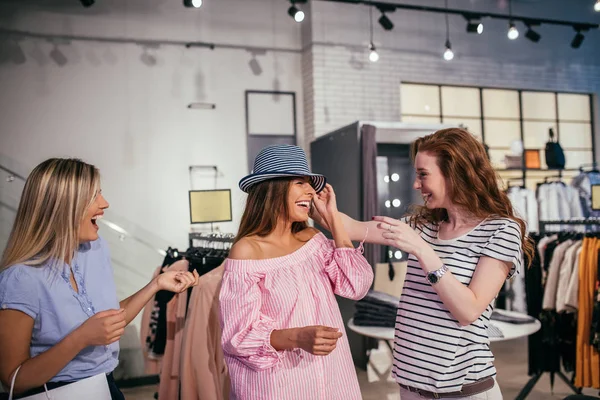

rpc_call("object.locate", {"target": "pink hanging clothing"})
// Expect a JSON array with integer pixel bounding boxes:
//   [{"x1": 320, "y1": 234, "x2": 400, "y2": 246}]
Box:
[{"x1": 219, "y1": 232, "x2": 373, "y2": 400}]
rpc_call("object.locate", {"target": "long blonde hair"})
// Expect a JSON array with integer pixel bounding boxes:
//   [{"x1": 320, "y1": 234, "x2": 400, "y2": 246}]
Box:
[{"x1": 0, "y1": 158, "x2": 100, "y2": 271}]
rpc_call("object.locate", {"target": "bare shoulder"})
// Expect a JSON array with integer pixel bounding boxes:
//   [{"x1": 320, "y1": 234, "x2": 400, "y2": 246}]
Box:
[
  {"x1": 296, "y1": 227, "x2": 321, "y2": 242},
  {"x1": 228, "y1": 237, "x2": 263, "y2": 260}
]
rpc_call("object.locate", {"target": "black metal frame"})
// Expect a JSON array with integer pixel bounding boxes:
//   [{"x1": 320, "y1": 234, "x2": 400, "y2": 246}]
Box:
[
  {"x1": 401, "y1": 82, "x2": 597, "y2": 184},
  {"x1": 188, "y1": 189, "x2": 233, "y2": 224}
]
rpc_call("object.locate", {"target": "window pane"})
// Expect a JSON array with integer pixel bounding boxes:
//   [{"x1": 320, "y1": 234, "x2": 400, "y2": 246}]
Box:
[
  {"x1": 523, "y1": 121, "x2": 557, "y2": 148},
  {"x1": 441, "y1": 86, "x2": 481, "y2": 118},
  {"x1": 401, "y1": 115, "x2": 441, "y2": 124},
  {"x1": 559, "y1": 122, "x2": 593, "y2": 149},
  {"x1": 401, "y1": 84, "x2": 440, "y2": 117},
  {"x1": 482, "y1": 89, "x2": 520, "y2": 119},
  {"x1": 558, "y1": 93, "x2": 591, "y2": 122},
  {"x1": 564, "y1": 150, "x2": 593, "y2": 169},
  {"x1": 522, "y1": 91, "x2": 556, "y2": 120},
  {"x1": 484, "y1": 120, "x2": 521, "y2": 148},
  {"x1": 441, "y1": 117, "x2": 482, "y2": 139}
]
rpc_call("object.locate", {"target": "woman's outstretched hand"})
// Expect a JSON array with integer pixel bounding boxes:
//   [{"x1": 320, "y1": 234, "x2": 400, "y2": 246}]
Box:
[
  {"x1": 155, "y1": 269, "x2": 200, "y2": 293},
  {"x1": 373, "y1": 216, "x2": 430, "y2": 258}
]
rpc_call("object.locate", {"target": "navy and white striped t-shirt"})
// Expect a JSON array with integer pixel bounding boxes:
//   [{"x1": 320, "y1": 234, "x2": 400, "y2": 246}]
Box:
[{"x1": 392, "y1": 217, "x2": 523, "y2": 393}]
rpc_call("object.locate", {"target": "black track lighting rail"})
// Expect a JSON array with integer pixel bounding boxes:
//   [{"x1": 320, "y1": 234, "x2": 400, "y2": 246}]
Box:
[{"x1": 320, "y1": 0, "x2": 599, "y2": 31}]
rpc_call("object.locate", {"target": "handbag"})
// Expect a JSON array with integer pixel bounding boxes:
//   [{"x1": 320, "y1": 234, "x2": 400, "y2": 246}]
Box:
[
  {"x1": 544, "y1": 127, "x2": 566, "y2": 169},
  {"x1": 8, "y1": 365, "x2": 112, "y2": 400}
]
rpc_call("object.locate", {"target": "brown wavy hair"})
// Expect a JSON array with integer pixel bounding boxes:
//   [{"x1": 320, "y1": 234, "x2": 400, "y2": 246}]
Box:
[
  {"x1": 235, "y1": 178, "x2": 308, "y2": 243},
  {"x1": 409, "y1": 128, "x2": 534, "y2": 267}
]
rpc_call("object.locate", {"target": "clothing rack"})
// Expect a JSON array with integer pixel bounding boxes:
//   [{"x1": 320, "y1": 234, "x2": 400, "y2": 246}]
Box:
[
  {"x1": 188, "y1": 232, "x2": 235, "y2": 248},
  {"x1": 539, "y1": 219, "x2": 600, "y2": 235},
  {"x1": 516, "y1": 218, "x2": 600, "y2": 400}
]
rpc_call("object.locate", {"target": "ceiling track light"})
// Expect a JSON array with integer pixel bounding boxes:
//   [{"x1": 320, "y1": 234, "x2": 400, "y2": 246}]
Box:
[
  {"x1": 466, "y1": 21, "x2": 483, "y2": 34},
  {"x1": 288, "y1": 0, "x2": 306, "y2": 22},
  {"x1": 80, "y1": 0, "x2": 94, "y2": 7},
  {"x1": 524, "y1": 23, "x2": 541, "y2": 42},
  {"x1": 183, "y1": 0, "x2": 202, "y2": 8},
  {"x1": 378, "y1": 13, "x2": 394, "y2": 30},
  {"x1": 376, "y1": 4, "x2": 395, "y2": 30}
]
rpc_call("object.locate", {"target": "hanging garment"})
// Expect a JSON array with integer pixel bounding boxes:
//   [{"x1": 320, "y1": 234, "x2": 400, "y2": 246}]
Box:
[
  {"x1": 565, "y1": 246, "x2": 584, "y2": 312},
  {"x1": 556, "y1": 241, "x2": 583, "y2": 313},
  {"x1": 574, "y1": 238, "x2": 600, "y2": 389},
  {"x1": 571, "y1": 171, "x2": 600, "y2": 226},
  {"x1": 508, "y1": 186, "x2": 539, "y2": 233},
  {"x1": 543, "y1": 239, "x2": 574, "y2": 310},
  {"x1": 158, "y1": 260, "x2": 190, "y2": 400},
  {"x1": 140, "y1": 266, "x2": 163, "y2": 375},
  {"x1": 180, "y1": 265, "x2": 230, "y2": 400},
  {"x1": 526, "y1": 235, "x2": 544, "y2": 375}
]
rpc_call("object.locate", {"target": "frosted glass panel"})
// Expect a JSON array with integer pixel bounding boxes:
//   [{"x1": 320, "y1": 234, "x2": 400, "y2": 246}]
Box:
[
  {"x1": 523, "y1": 122, "x2": 557, "y2": 148},
  {"x1": 484, "y1": 120, "x2": 521, "y2": 148},
  {"x1": 558, "y1": 93, "x2": 591, "y2": 122},
  {"x1": 559, "y1": 123, "x2": 593, "y2": 148},
  {"x1": 441, "y1": 86, "x2": 481, "y2": 117},
  {"x1": 442, "y1": 117, "x2": 482, "y2": 139},
  {"x1": 482, "y1": 89, "x2": 520, "y2": 119},
  {"x1": 401, "y1": 84, "x2": 440, "y2": 116},
  {"x1": 401, "y1": 115, "x2": 441, "y2": 124},
  {"x1": 564, "y1": 150, "x2": 593, "y2": 169},
  {"x1": 522, "y1": 91, "x2": 556, "y2": 120}
]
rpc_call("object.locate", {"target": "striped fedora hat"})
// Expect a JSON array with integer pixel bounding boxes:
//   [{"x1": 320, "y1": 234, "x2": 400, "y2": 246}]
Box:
[{"x1": 239, "y1": 144, "x2": 327, "y2": 193}]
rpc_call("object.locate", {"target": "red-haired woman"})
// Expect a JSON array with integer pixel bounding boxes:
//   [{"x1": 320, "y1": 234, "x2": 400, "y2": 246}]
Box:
[{"x1": 317, "y1": 128, "x2": 534, "y2": 399}]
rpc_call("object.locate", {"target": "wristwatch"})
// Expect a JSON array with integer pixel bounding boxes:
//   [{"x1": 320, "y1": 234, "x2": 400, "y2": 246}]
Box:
[{"x1": 426, "y1": 265, "x2": 449, "y2": 285}]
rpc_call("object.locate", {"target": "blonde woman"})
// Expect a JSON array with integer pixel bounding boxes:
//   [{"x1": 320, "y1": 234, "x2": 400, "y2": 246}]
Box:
[{"x1": 0, "y1": 158, "x2": 199, "y2": 399}]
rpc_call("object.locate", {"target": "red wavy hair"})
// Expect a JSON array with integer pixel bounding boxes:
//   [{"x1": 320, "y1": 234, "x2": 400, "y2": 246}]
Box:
[{"x1": 409, "y1": 128, "x2": 534, "y2": 267}]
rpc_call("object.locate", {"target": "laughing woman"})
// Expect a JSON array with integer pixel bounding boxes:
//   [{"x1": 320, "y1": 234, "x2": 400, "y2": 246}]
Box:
[
  {"x1": 0, "y1": 158, "x2": 199, "y2": 399},
  {"x1": 219, "y1": 144, "x2": 374, "y2": 400},
  {"x1": 313, "y1": 129, "x2": 535, "y2": 399}
]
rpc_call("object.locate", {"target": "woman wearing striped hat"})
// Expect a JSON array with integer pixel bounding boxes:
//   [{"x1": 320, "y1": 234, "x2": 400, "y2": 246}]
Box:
[{"x1": 219, "y1": 144, "x2": 373, "y2": 400}]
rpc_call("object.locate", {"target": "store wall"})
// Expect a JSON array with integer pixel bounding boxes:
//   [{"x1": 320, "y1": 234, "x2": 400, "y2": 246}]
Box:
[
  {"x1": 0, "y1": 0, "x2": 305, "y2": 250},
  {"x1": 303, "y1": 0, "x2": 600, "y2": 147}
]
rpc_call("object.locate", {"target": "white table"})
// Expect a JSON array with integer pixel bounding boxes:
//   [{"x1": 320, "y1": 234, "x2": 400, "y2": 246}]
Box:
[
  {"x1": 348, "y1": 309, "x2": 543, "y2": 396},
  {"x1": 347, "y1": 308, "x2": 541, "y2": 343}
]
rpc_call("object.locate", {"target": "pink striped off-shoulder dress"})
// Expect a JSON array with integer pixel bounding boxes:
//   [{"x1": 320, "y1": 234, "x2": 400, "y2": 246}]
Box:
[{"x1": 219, "y1": 232, "x2": 374, "y2": 400}]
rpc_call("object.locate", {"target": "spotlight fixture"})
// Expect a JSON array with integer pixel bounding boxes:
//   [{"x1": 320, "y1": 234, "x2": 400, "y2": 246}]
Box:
[
  {"x1": 571, "y1": 30, "x2": 585, "y2": 48},
  {"x1": 443, "y1": 40, "x2": 454, "y2": 61},
  {"x1": 595, "y1": 0, "x2": 600, "y2": 12},
  {"x1": 378, "y1": 13, "x2": 394, "y2": 30},
  {"x1": 80, "y1": 0, "x2": 94, "y2": 7},
  {"x1": 524, "y1": 25, "x2": 541, "y2": 42},
  {"x1": 288, "y1": 5, "x2": 305, "y2": 22},
  {"x1": 183, "y1": 0, "x2": 202, "y2": 8},
  {"x1": 507, "y1": 22, "x2": 519, "y2": 40},
  {"x1": 466, "y1": 21, "x2": 483, "y2": 34},
  {"x1": 369, "y1": 42, "x2": 379, "y2": 62}
]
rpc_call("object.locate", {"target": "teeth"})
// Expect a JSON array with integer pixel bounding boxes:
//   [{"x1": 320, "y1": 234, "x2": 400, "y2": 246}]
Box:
[
  {"x1": 91, "y1": 215, "x2": 103, "y2": 221},
  {"x1": 296, "y1": 201, "x2": 311, "y2": 208}
]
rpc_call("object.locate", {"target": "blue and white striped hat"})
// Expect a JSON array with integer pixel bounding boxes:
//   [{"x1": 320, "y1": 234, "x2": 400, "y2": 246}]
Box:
[{"x1": 239, "y1": 144, "x2": 327, "y2": 193}]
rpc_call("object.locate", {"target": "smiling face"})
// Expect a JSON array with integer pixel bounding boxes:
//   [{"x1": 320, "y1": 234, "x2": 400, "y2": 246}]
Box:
[
  {"x1": 287, "y1": 177, "x2": 316, "y2": 222},
  {"x1": 79, "y1": 190, "x2": 109, "y2": 243},
  {"x1": 413, "y1": 151, "x2": 449, "y2": 210}
]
